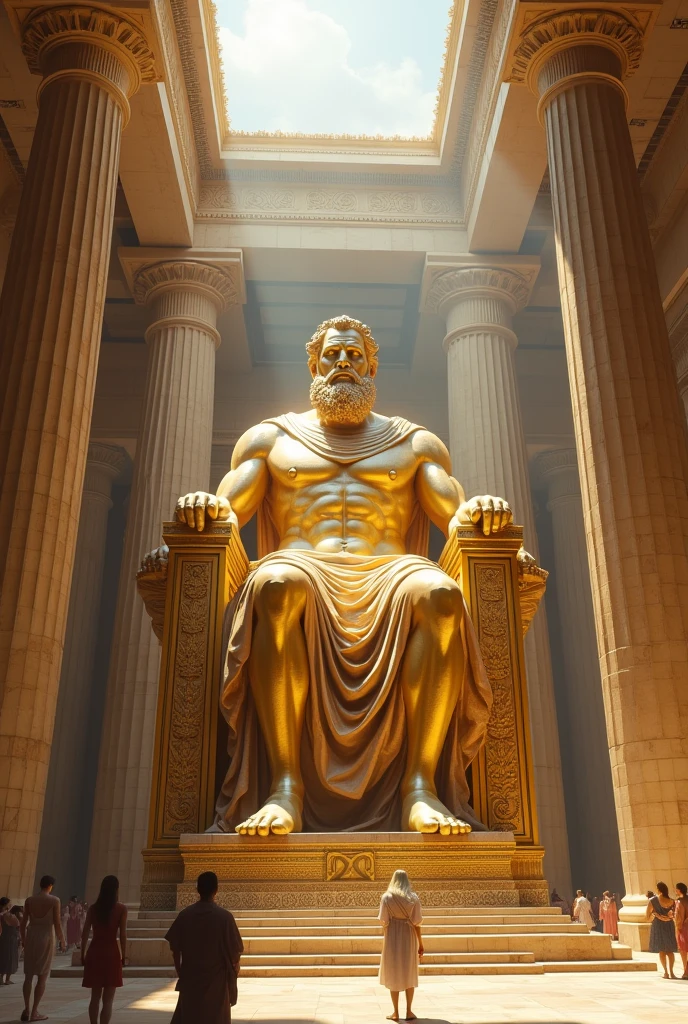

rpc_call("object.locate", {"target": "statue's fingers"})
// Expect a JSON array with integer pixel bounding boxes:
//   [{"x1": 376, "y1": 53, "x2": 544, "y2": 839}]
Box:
[
  {"x1": 206, "y1": 495, "x2": 219, "y2": 521},
  {"x1": 469, "y1": 501, "x2": 482, "y2": 523},
  {"x1": 175, "y1": 496, "x2": 187, "y2": 523},
  {"x1": 503, "y1": 503, "x2": 513, "y2": 527},
  {"x1": 183, "y1": 496, "x2": 196, "y2": 529},
  {"x1": 482, "y1": 500, "x2": 494, "y2": 536},
  {"x1": 492, "y1": 508, "x2": 502, "y2": 533},
  {"x1": 194, "y1": 500, "x2": 205, "y2": 533}
]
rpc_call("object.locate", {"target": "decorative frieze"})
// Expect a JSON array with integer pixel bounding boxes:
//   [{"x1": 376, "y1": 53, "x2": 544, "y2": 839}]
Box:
[{"x1": 197, "y1": 183, "x2": 462, "y2": 224}]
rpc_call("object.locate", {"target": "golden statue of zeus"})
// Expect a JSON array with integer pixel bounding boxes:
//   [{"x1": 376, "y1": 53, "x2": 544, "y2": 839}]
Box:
[{"x1": 176, "y1": 316, "x2": 512, "y2": 837}]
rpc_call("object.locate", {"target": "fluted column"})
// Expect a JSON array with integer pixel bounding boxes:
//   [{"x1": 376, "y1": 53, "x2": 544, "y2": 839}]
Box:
[
  {"x1": 422, "y1": 256, "x2": 572, "y2": 896},
  {"x1": 87, "y1": 250, "x2": 243, "y2": 903},
  {"x1": 0, "y1": 4, "x2": 155, "y2": 895},
  {"x1": 36, "y1": 443, "x2": 128, "y2": 896},
  {"x1": 508, "y1": 6, "x2": 688, "y2": 920},
  {"x1": 536, "y1": 449, "x2": 624, "y2": 895}
]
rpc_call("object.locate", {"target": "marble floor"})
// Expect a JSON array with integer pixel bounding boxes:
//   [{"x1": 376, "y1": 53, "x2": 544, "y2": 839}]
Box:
[{"x1": 1, "y1": 965, "x2": 687, "y2": 1024}]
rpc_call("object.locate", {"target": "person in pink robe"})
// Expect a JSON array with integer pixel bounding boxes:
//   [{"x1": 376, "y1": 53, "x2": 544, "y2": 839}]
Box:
[{"x1": 599, "y1": 891, "x2": 619, "y2": 940}]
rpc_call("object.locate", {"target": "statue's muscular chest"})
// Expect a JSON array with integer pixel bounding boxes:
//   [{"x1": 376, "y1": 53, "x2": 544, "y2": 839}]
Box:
[{"x1": 266, "y1": 434, "x2": 417, "y2": 516}]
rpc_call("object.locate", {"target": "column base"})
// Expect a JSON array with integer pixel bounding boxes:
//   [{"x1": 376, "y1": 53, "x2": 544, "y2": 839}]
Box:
[
  {"x1": 618, "y1": 922, "x2": 651, "y2": 951},
  {"x1": 619, "y1": 893, "x2": 652, "y2": 951}
]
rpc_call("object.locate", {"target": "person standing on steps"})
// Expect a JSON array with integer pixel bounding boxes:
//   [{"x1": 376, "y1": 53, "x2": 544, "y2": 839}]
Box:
[
  {"x1": 599, "y1": 891, "x2": 619, "y2": 940},
  {"x1": 378, "y1": 870, "x2": 424, "y2": 1022},
  {"x1": 166, "y1": 871, "x2": 244, "y2": 1023},
  {"x1": 21, "y1": 875, "x2": 65, "y2": 1022},
  {"x1": 80, "y1": 875, "x2": 128, "y2": 1024},
  {"x1": 647, "y1": 881, "x2": 678, "y2": 979},
  {"x1": 572, "y1": 890, "x2": 594, "y2": 931}
]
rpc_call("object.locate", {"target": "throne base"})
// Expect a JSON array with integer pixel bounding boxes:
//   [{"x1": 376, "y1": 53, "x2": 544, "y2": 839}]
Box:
[{"x1": 140, "y1": 831, "x2": 548, "y2": 911}]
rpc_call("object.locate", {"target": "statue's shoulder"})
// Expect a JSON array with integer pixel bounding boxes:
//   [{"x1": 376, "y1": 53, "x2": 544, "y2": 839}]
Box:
[
  {"x1": 231, "y1": 420, "x2": 283, "y2": 466},
  {"x1": 409, "y1": 427, "x2": 451, "y2": 470}
]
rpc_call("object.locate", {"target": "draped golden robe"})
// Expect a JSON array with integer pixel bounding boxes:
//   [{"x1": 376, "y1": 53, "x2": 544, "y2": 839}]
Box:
[{"x1": 212, "y1": 415, "x2": 493, "y2": 833}]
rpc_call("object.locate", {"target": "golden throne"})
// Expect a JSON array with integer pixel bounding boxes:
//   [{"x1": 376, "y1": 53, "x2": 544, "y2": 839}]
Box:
[{"x1": 137, "y1": 520, "x2": 548, "y2": 910}]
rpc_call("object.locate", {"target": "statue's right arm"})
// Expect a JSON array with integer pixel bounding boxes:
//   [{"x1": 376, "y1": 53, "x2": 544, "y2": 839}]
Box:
[{"x1": 176, "y1": 422, "x2": 278, "y2": 532}]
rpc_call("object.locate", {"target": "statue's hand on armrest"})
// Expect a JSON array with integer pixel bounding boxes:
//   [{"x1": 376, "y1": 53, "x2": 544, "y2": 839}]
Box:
[
  {"x1": 175, "y1": 491, "x2": 233, "y2": 532},
  {"x1": 140, "y1": 544, "x2": 169, "y2": 575},
  {"x1": 451, "y1": 495, "x2": 513, "y2": 537}
]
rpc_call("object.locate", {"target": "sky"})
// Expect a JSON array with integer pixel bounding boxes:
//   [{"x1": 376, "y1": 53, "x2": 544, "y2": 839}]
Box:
[{"x1": 213, "y1": 0, "x2": 452, "y2": 138}]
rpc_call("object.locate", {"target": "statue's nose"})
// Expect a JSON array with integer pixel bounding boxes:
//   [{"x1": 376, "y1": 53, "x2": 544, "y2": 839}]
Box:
[{"x1": 336, "y1": 357, "x2": 350, "y2": 368}]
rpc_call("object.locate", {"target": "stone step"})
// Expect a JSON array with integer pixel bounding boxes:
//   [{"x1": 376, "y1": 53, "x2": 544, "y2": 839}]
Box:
[
  {"x1": 113, "y1": 930, "x2": 616, "y2": 965},
  {"x1": 127, "y1": 921, "x2": 586, "y2": 939},
  {"x1": 52, "y1": 958, "x2": 657, "y2": 980},
  {"x1": 137, "y1": 905, "x2": 564, "y2": 921},
  {"x1": 240, "y1": 951, "x2": 538, "y2": 966},
  {"x1": 541, "y1": 960, "x2": 657, "y2": 973}
]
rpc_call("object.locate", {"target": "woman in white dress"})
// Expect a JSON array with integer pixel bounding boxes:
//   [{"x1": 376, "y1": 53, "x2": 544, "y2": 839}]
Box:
[
  {"x1": 572, "y1": 889, "x2": 594, "y2": 930},
  {"x1": 378, "y1": 870, "x2": 424, "y2": 1022}
]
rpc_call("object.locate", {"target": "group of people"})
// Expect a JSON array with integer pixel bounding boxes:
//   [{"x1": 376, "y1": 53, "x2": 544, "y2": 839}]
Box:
[
  {"x1": 60, "y1": 896, "x2": 88, "y2": 952},
  {"x1": 570, "y1": 890, "x2": 620, "y2": 938},
  {"x1": 1, "y1": 867, "x2": 422, "y2": 1023},
  {"x1": 1, "y1": 874, "x2": 127, "y2": 1023},
  {"x1": 646, "y1": 881, "x2": 688, "y2": 979},
  {"x1": 553, "y1": 882, "x2": 688, "y2": 980},
  {"x1": 551, "y1": 888, "x2": 621, "y2": 938}
]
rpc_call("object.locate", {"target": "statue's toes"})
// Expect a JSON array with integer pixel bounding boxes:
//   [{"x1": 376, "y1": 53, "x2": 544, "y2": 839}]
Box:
[
  {"x1": 438, "y1": 818, "x2": 452, "y2": 836},
  {"x1": 449, "y1": 820, "x2": 460, "y2": 834},
  {"x1": 256, "y1": 818, "x2": 271, "y2": 836},
  {"x1": 235, "y1": 822, "x2": 248, "y2": 835},
  {"x1": 246, "y1": 822, "x2": 257, "y2": 836},
  {"x1": 270, "y1": 818, "x2": 290, "y2": 835}
]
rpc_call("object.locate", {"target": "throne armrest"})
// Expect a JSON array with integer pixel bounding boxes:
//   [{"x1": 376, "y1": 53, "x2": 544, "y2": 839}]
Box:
[
  {"x1": 136, "y1": 520, "x2": 249, "y2": 641},
  {"x1": 438, "y1": 527, "x2": 548, "y2": 636}
]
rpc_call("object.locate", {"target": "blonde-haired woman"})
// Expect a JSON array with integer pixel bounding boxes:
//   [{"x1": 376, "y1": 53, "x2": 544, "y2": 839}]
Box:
[{"x1": 378, "y1": 870, "x2": 423, "y2": 1022}]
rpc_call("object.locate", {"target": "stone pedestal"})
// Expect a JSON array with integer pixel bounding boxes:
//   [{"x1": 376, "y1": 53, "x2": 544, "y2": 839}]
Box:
[
  {"x1": 506, "y1": 4, "x2": 688, "y2": 917},
  {"x1": 535, "y1": 449, "x2": 623, "y2": 895},
  {"x1": 0, "y1": 3, "x2": 155, "y2": 895},
  {"x1": 36, "y1": 443, "x2": 128, "y2": 895},
  {"x1": 86, "y1": 250, "x2": 244, "y2": 903},
  {"x1": 172, "y1": 832, "x2": 547, "y2": 911},
  {"x1": 422, "y1": 256, "x2": 572, "y2": 897}
]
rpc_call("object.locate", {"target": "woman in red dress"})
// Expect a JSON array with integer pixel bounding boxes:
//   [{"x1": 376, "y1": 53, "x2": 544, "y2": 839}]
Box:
[{"x1": 80, "y1": 876, "x2": 128, "y2": 1024}]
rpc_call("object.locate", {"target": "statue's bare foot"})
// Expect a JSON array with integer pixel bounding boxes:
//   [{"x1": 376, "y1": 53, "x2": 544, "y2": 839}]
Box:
[
  {"x1": 403, "y1": 789, "x2": 471, "y2": 835},
  {"x1": 235, "y1": 791, "x2": 303, "y2": 836}
]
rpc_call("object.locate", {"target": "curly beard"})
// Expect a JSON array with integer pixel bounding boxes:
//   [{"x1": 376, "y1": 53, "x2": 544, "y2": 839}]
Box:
[{"x1": 309, "y1": 373, "x2": 377, "y2": 426}]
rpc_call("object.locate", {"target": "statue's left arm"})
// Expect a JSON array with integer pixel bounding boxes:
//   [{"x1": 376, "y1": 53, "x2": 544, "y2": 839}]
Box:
[{"x1": 412, "y1": 430, "x2": 513, "y2": 536}]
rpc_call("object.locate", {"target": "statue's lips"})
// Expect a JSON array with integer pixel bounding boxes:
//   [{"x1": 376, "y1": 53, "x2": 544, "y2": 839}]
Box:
[{"x1": 328, "y1": 371, "x2": 359, "y2": 384}]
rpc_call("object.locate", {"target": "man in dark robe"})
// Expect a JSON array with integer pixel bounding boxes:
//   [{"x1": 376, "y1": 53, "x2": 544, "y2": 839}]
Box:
[{"x1": 166, "y1": 872, "x2": 243, "y2": 1023}]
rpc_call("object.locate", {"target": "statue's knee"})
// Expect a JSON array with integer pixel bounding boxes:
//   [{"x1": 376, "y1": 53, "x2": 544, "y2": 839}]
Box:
[
  {"x1": 254, "y1": 566, "x2": 307, "y2": 617},
  {"x1": 416, "y1": 578, "x2": 463, "y2": 625}
]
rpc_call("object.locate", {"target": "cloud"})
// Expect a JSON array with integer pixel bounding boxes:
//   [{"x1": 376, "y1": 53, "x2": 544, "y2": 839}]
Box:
[{"x1": 218, "y1": 0, "x2": 437, "y2": 137}]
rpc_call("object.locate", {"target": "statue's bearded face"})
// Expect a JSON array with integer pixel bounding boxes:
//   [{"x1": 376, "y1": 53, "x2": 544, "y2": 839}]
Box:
[{"x1": 309, "y1": 328, "x2": 377, "y2": 426}]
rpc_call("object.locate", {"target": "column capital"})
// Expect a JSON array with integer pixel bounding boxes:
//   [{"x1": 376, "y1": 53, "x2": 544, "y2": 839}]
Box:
[
  {"x1": 119, "y1": 247, "x2": 245, "y2": 313},
  {"x1": 421, "y1": 254, "x2": 540, "y2": 319},
  {"x1": 86, "y1": 441, "x2": 129, "y2": 479},
  {"x1": 534, "y1": 447, "x2": 582, "y2": 508},
  {"x1": 504, "y1": 3, "x2": 658, "y2": 99},
  {"x1": 8, "y1": 3, "x2": 161, "y2": 121}
]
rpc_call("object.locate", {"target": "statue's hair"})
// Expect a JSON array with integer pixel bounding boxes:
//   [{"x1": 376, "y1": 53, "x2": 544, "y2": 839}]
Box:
[{"x1": 306, "y1": 315, "x2": 379, "y2": 376}]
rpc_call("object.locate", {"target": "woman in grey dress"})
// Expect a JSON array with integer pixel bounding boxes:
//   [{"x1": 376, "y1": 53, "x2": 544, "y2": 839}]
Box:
[
  {"x1": 0, "y1": 897, "x2": 21, "y2": 983},
  {"x1": 646, "y1": 881, "x2": 678, "y2": 979},
  {"x1": 21, "y1": 875, "x2": 66, "y2": 1021}
]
